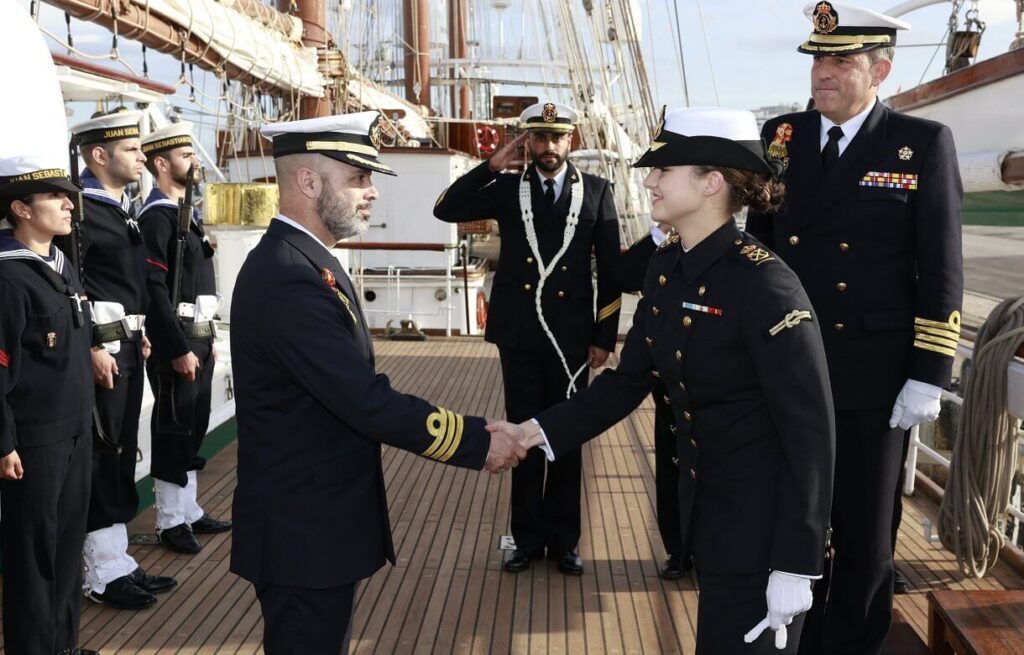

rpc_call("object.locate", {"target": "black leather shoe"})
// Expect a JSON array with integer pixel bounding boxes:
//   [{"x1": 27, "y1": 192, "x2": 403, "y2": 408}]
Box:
[
  {"x1": 660, "y1": 554, "x2": 693, "y2": 580},
  {"x1": 87, "y1": 575, "x2": 157, "y2": 610},
  {"x1": 503, "y1": 549, "x2": 543, "y2": 573},
  {"x1": 129, "y1": 566, "x2": 177, "y2": 594},
  {"x1": 159, "y1": 523, "x2": 202, "y2": 554},
  {"x1": 894, "y1": 567, "x2": 911, "y2": 595},
  {"x1": 553, "y1": 550, "x2": 583, "y2": 575},
  {"x1": 191, "y1": 514, "x2": 232, "y2": 534},
  {"x1": 75, "y1": 650, "x2": 102, "y2": 655}
]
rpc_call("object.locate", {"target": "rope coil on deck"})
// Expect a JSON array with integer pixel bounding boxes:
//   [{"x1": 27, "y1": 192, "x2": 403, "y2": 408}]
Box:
[{"x1": 939, "y1": 295, "x2": 1024, "y2": 578}]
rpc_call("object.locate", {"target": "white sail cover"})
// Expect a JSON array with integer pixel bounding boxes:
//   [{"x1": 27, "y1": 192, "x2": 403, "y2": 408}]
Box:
[
  {"x1": 140, "y1": 0, "x2": 324, "y2": 96},
  {"x1": 959, "y1": 150, "x2": 1024, "y2": 193}
]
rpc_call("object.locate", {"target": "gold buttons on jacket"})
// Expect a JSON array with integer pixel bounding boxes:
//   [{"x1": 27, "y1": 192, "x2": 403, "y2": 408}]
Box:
[
  {"x1": 561, "y1": 265, "x2": 568, "y2": 272},
  {"x1": 526, "y1": 256, "x2": 534, "y2": 264},
  {"x1": 698, "y1": 285, "x2": 706, "y2": 297},
  {"x1": 683, "y1": 411, "x2": 692, "y2": 421},
  {"x1": 652, "y1": 306, "x2": 660, "y2": 316},
  {"x1": 834, "y1": 323, "x2": 845, "y2": 331},
  {"x1": 682, "y1": 316, "x2": 693, "y2": 327},
  {"x1": 524, "y1": 283, "x2": 532, "y2": 291},
  {"x1": 836, "y1": 282, "x2": 848, "y2": 292},
  {"x1": 788, "y1": 235, "x2": 800, "y2": 246},
  {"x1": 734, "y1": 239, "x2": 743, "y2": 245},
  {"x1": 658, "y1": 275, "x2": 667, "y2": 286},
  {"x1": 675, "y1": 350, "x2": 682, "y2": 361},
  {"x1": 557, "y1": 290, "x2": 566, "y2": 298},
  {"x1": 839, "y1": 242, "x2": 850, "y2": 252}
]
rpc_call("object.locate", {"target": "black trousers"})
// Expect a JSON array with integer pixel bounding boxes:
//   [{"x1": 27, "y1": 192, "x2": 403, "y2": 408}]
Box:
[
  {"x1": 256, "y1": 582, "x2": 356, "y2": 654},
  {"x1": 499, "y1": 344, "x2": 587, "y2": 555},
  {"x1": 652, "y1": 384, "x2": 684, "y2": 559},
  {"x1": 696, "y1": 570, "x2": 805, "y2": 654},
  {"x1": 0, "y1": 434, "x2": 91, "y2": 655},
  {"x1": 798, "y1": 409, "x2": 906, "y2": 655},
  {"x1": 87, "y1": 341, "x2": 144, "y2": 531},
  {"x1": 148, "y1": 340, "x2": 214, "y2": 487}
]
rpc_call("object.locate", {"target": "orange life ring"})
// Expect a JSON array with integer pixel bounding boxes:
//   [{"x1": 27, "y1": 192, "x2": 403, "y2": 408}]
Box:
[
  {"x1": 476, "y1": 125, "x2": 500, "y2": 156},
  {"x1": 476, "y1": 289, "x2": 488, "y2": 331}
]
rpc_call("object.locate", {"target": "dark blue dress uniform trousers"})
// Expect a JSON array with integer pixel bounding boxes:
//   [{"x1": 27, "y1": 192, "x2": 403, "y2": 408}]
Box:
[{"x1": 255, "y1": 582, "x2": 356, "y2": 654}]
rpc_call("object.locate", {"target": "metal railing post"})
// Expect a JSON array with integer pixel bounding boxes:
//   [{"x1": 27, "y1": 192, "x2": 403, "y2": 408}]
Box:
[{"x1": 904, "y1": 424, "x2": 920, "y2": 495}]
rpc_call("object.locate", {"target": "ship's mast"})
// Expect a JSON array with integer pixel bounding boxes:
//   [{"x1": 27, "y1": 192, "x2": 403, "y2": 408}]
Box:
[
  {"x1": 278, "y1": 0, "x2": 332, "y2": 117},
  {"x1": 403, "y1": 0, "x2": 432, "y2": 109}
]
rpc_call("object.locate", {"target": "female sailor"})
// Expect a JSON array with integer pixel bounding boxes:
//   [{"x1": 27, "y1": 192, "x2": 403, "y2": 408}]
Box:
[{"x1": 495, "y1": 107, "x2": 836, "y2": 653}]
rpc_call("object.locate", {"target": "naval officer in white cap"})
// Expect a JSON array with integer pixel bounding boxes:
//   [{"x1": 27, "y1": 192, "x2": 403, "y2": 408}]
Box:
[
  {"x1": 229, "y1": 111, "x2": 527, "y2": 653},
  {"x1": 746, "y1": 4, "x2": 964, "y2": 653}
]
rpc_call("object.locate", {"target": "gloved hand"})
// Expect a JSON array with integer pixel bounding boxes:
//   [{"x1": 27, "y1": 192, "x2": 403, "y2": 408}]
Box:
[
  {"x1": 743, "y1": 571, "x2": 813, "y2": 650},
  {"x1": 889, "y1": 379, "x2": 942, "y2": 430}
]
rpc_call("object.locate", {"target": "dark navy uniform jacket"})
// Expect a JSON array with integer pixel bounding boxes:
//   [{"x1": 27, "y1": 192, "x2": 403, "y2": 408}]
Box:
[
  {"x1": 0, "y1": 234, "x2": 93, "y2": 456},
  {"x1": 139, "y1": 189, "x2": 216, "y2": 363},
  {"x1": 230, "y1": 219, "x2": 491, "y2": 588},
  {"x1": 76, "y1": 170, "x2": 149, "y2": 315},
  {"x1": 433, "y1": 161, "x2": 622, "y2": 354},
  {"x1": 536, "y1": 221, "x2": 835, "y2": 576},
  {"x1": 747, "y1": 103, "x2": 964, "y2": 409}
]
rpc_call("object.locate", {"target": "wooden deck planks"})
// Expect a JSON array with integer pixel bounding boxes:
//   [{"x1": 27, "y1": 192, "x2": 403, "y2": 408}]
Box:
[{"x1": 0, "y1": 337, "x2": 1021, "y2": 653}]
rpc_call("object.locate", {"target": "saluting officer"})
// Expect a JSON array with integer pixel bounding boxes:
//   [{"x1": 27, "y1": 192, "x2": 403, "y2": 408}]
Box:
[
  {"x1": 70, "y1": 110, "x2": 177, "y2": 610},
  {"x1": 229, "y1": 112, "x2": 527, "y2": 653},
  {"x1": 0, "y1": 161, "x2": 95, "y2": 655},
  {"x1": 746, "y1": 4, "x2": 964, "y2": 653},
  {"x1": 434, "y1": 102, "x2": 622, "y2": 575},
  {"x1": 501, "y1": 107, "x2": 836, "y2": 653},
  {"x1": 614, "y1": 222, "x2": 691, "y2": 580},
  {"x1": 139, "y1": 122, "x2": 231, "y2": 555}
]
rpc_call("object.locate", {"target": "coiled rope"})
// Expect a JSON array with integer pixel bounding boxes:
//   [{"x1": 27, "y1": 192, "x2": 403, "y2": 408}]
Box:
[{"x1": 939, "y1": 296, "x2": 1024, "y2": 577}]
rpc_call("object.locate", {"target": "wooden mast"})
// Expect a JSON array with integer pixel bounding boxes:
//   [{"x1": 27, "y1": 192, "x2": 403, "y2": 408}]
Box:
[
  {"x1": 403, "y1": 0, "x2": 431, "y2": 109},
  {"x1": 448, "y1": 0, "x2": 472, "y2": 151},
  {"x1": 279, "y1": 0, "x2": 332, "y2": 118}
]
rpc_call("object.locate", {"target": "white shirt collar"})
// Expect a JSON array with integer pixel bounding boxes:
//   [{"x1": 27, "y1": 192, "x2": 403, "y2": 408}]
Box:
[
  {"x1": 820, "y1": 98, "x2": 877, "y2": 157},
  {"x1": 538, "y1": 163, "x2": 569, "y2": 199},
  {"x1": 273, "y1": 214, "x2": 335, "y2": 257}
]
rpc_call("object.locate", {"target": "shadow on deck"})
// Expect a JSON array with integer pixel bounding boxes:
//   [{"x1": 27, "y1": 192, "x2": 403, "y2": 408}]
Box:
[{"x1": 1, "y1": 338, "x2": 1020, "y2": 653}]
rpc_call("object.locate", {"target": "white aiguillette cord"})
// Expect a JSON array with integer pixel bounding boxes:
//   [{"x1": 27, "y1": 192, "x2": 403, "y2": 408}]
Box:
[{"x1": 519, "y1": 169, "x2": 587, "y2": 399}]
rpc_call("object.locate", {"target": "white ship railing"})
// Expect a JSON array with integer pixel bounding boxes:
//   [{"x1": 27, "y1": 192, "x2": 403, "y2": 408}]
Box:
[{"x1": 903, "y1": 342, "x2": 1024, "y2": 528}]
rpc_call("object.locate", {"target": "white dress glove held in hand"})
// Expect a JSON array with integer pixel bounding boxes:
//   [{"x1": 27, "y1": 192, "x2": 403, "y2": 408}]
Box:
[
  {"x1": 743, "y1": 571, "x2": 813, "y2": 650},
  {"x1": 888, "y1": 379, "x2": 942, "y2": 430}
]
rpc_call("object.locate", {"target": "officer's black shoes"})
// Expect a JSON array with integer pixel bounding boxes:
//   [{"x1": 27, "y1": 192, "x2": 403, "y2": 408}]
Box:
[
  {"x1": 87, "y1": 575, "x2": 158, "y2": 610},
  {"x1": 56, "y1": 649, "x2": 101, "y2": 654},
  {"x1": 894, "y1": 567, "x2": 911, "y2": 595},
  {"x1": 503, "y1": 549, "x2": 543, "y2": 573},
  {"x1": 552, "y1": 549, "x2": 584, "y2": 576},
  {"x1": 659, "y1": 554, "x2": 693, "y2": 580},
  {"x1": 159, "y1": 523, "x2": 202, "y2": 554},
  {"x1": 191, "y1": 513, "x2": 232, "y2": 534},
  {"x1": 129, "y1": 566, "x2": 178, "y2": 594}
]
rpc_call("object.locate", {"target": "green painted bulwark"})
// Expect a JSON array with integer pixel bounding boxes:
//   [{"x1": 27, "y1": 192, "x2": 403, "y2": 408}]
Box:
[{"x1": 962, "y1": 190, "x2": 1024, "y2": 226}]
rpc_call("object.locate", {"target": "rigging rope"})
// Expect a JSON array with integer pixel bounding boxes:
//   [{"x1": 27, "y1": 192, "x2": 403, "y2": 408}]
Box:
[{"x1": 938, "y1": 296, "x2": 1024, "y2": 578}]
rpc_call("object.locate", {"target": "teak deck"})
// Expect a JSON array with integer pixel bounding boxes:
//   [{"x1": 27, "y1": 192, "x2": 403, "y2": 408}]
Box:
[{"x1": 1, "y1": 338, "x2": 1022, "y2": 653}]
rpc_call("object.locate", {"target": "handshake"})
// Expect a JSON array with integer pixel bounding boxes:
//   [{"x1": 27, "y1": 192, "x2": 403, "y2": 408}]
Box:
[{"x1": 480, "y1": 420, "x2": 548, "y2": 473}]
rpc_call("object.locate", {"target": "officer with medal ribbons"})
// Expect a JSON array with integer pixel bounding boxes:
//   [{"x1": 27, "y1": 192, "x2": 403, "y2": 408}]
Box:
[
  {"x1": 434, "y1": 102, "x2": 622, "y2": 575},
  {"x1": 70, "y1": 110, "x2": 178, "y2": 610},
  {"x1": 0, "y1": 4, "x2": 96, "y2": 650},
  {"x1": 493, "y1": 107, "x2": 836, "y2": 653},
  {"x1": 139, "y1": 122, "x2": 231, "y2": 556},
  {"x1": 745, "y1": 4, "x2": 964, "y2": 653},
  {"x1": 229, "y1": 112, "x2": 527, "y2": 653}
]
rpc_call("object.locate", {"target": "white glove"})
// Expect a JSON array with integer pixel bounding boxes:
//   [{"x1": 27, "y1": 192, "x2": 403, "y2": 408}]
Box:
[
  {"x1": 888, "y1": 379, "x2": 942, "y2": 430},
  {"x1": 743, "y1": 571, "x2": 813, "y2": 650}
]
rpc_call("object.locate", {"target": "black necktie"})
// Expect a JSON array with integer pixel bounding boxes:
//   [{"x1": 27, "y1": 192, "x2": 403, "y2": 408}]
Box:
[
  {"x1": 543, "y1": 178, "x2": 556, "y2": 209},
  {"x1": 822, "y1": 125, "x2": 844, "y2": 172}
]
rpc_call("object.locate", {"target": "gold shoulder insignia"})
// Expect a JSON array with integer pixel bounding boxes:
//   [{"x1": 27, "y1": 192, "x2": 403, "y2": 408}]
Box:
[
  {"x1": 423, "y1": 407, "x2": 465, "y2": 462},
  {"x1": 740, "y1": 243, "x2": 775, "y2": 266},
  {"x1": 769, "y1": 310, "x2": 813, "y2": 336},
  {"x1": 658, "y1": 232, "x2": 680, "y2": 250}
]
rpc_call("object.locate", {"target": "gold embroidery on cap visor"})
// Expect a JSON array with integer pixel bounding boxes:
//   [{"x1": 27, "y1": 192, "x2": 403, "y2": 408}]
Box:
[
  {"x1": 305, "y1": 140, "x2": 380, "y2": 157},
  {"x1": 800, "y1": 33, "x2": 893, "y2": 53}
]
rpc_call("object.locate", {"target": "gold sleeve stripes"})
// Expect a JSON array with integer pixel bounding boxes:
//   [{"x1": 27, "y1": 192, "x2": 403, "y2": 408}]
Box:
[
  {"x1": 597, "y1": 297, "x2": 622, "y2": 323},
  {"x1": 422, "y1": 407, "x2": 465, "y2": 463},
  {"x1": 913, "y1": 311, "x2": 961, "y2": 358}
]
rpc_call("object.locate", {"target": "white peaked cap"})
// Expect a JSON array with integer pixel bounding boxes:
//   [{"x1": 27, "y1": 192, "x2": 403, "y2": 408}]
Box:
[
  {"x1": 519, "y1": 102, "x2": 579, "y2": 132},
  {"x1": 260, "y1": 111, "x2": 396, "y2": 176}
]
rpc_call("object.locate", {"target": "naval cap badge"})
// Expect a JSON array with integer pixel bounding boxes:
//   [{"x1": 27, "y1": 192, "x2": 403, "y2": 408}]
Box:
[
  {"x1": 654, "y1": 104, "x2": 666, "y2": 139},
  {"x1": 541, "y1": 103, "x2": 558, "y2": 124},
  {"x1": 813, "y1": 1, "x2": 839, "y2": 34},
  {"x1": 369, "y1": 118, "x2": 383, "y2": 151}
]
